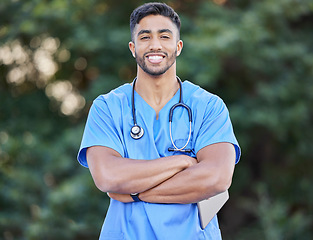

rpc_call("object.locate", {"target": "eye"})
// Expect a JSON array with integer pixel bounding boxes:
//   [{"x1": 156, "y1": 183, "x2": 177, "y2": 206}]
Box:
[
  {"x1": 161, "y1": 35, "x2": 170, "y2": 39},
  {"x1": 140, "y1": 36, "x2": 150, "y2": 40}
]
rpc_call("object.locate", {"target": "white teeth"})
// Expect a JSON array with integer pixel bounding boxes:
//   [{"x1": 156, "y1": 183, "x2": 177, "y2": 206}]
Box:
[{"x1": 148, "y1": 55, "x2": 163, "y2": 60}]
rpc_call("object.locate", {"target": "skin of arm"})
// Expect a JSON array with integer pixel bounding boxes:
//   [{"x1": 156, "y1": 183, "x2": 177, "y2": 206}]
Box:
[
  {"x1": 108, "y1": 142, "x2": 236, "y2": 204},
  {"x1": 86, "y1": 146, "x2": 197, "y2": 194}
]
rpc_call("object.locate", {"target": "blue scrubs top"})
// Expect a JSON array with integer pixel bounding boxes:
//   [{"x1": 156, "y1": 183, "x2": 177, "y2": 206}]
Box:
[{"x1": 78, "y1": 80, "x2": 241, "y2": 240}]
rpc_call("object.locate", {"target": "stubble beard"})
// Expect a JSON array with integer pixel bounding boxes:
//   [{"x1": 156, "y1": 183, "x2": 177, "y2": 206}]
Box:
[{"x1": 135, "y1": 50, "x2": 177, "y2": 76}]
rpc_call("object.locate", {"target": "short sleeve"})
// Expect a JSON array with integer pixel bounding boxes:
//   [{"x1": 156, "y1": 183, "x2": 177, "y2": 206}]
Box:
[
  {"x1": 194, "y1": 96, "x2": 241, "y2": 163},
  {"x1": 77, "y1": 97, "x2": 125, "y2": 168}
]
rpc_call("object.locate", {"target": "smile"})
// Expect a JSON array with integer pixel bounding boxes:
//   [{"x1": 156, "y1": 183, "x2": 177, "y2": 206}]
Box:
[{"x1": 145, "y1": 53, "x2": 166, "y2": 64}]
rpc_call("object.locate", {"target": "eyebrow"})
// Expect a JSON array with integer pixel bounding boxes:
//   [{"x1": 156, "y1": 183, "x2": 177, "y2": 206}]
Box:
[
  {"x1": 159, "y1": 29, "x2": 173, "y2": 34},
  {"x1": 137, "y1": 29, "x2": 173, "y2": 37}
]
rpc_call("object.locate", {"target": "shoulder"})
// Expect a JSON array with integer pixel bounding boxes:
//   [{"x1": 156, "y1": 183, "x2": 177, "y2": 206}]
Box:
[
  {"x1": 93, "y1": 83, "x2": 132, "y2": 108},
  {"x1": 182, "y1": 80, "x2": 224, "y2": 107}
]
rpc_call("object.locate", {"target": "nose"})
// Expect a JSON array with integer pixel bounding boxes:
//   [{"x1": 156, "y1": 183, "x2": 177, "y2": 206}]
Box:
[{"x1": 149, "y1": 37, "x2": 162, "y2": 51}]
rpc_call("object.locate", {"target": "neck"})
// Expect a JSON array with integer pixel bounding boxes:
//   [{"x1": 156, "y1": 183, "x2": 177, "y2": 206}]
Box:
[{"x1": 134, "y1": 67, "x2": 179, "y2": 117}]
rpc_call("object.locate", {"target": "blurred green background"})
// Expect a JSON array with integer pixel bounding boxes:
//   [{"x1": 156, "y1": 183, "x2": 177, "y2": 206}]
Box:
[{"x1": 1, "y1": 0, "x2": 313, "y2": 239}]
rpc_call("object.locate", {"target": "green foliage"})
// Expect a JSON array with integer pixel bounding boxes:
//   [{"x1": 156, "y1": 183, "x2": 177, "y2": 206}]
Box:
[{"x1": 1, "y1": 0, "x2": 313, "y2": 239}]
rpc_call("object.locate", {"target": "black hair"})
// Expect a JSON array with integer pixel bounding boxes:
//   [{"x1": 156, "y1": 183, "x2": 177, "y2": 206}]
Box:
[{"x1": 130, "y1": 2, "x2": 181, "y2": 41}]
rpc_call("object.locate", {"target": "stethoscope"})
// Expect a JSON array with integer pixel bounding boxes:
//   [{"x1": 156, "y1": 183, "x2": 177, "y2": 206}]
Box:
[{"x1": 130, "y1": 76, "x2": 193, "y2": 153}]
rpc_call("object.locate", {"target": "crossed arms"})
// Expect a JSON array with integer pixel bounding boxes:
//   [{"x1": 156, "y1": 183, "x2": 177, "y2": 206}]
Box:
[{"x1": 86, "y1": 142, "x2": 236, "y2": 204}]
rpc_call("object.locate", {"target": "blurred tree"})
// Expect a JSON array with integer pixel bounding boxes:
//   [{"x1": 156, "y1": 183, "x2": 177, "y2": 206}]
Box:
[
  {"x1": 177, "y1": 1, "x2": 313, "y2": 239},
  {"x1": 0, "y1": 0, "x2": 312, "y2": 239}
]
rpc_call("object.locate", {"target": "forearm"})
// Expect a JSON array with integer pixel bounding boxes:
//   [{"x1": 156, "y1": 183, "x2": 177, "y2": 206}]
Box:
[
  {"x1": 105, "y1": 156, "x2": 189, "y2": 194},
  {"x1": 87, "y1": 146, "x2": 197, "y2": 194},
  {"x1": 108, "y1": 163, "x2": 230, "y2": 204},
  {"x1": 140, "y1": 163, "x2": 226, "y2": 204},
  {"x1": 140, "y1": 143, "x2": 236, "y2": 204},
  {"x1": 106, "y1": 144, "x2": 236, "y2": 204}
]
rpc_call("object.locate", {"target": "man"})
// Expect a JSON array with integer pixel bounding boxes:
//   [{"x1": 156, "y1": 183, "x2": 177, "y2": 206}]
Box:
[{"x1": 77, "y1": 2, "x2": 240, "y2": 239}]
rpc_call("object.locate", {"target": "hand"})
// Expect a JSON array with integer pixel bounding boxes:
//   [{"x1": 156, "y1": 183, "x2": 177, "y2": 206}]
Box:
[
  {"x1": 107, "y1": 192, "x2": 134, "y2": 203},
  {"x1": 184, "y1": 155, "x2": 198, "y2": 167}
]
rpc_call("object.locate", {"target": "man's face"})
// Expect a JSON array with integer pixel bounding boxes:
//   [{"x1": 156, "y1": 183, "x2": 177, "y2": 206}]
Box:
[{"x1": 129, "y1": 15, "x2": 183, "y2": 76}]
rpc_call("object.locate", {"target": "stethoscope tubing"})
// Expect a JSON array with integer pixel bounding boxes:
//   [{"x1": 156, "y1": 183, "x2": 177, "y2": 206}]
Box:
[
  {"x1": 169, "y1": 120, "x2": 192, "y2": 152},
  {"x1": 130, "y1": 76, "x2": 193, "y2": 153}
]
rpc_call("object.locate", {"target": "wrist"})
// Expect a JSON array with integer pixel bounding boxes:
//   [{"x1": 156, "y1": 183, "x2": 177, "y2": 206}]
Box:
[{"x1": 130, "y1": 193, "x2": 142, "y2": 202}]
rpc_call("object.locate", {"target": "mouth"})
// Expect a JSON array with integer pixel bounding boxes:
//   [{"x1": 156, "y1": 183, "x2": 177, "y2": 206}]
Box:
[{"x1": 145, "y1": 53, "x2": 166, "y2": 64}]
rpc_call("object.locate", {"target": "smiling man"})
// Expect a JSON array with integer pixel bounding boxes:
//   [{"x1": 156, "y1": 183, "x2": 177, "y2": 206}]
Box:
[
  {"x1": 77, "y1": 2, "x2": 240, "y2": 240},
  {"x1": 130, "y1": 15, "x2": 181, "y2": 77}
]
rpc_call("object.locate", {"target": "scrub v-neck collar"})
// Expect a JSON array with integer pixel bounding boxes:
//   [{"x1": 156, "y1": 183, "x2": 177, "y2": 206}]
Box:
[{"x1": 133, "y1": 86, "x2": 181, "y2": 120}]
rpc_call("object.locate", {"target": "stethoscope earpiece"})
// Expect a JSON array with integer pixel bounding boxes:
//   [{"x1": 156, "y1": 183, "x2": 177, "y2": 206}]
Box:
[{"x1": 130, "y1": 125, "x2": 144, "y2": 139}]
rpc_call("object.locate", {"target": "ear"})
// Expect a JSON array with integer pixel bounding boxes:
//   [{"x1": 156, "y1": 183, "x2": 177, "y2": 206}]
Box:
[
  {"x1": 129, "y1": 41, "x2": 136, "y2": 58},
  {"x1": 176, "y1": 40, "x2": 183, "y2": 57}
]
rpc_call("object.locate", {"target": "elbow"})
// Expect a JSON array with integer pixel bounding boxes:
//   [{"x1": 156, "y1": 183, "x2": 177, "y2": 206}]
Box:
[
  {"x1": 214, "y1": 173, "x2": 233, "y2": 194},
  {"x1": 202, "y1": 172, "x2": 233, "y2": 198},
  {"x1": 87, "y1": 147, "x2": 127, "y2": 193},
  {"x1": 93, "y1": 176, "x2": 111, "y2": 193},
  {"x1": 213, "y1": 162, "x2": 235, "y2": 194},
  {"x1": 217, "y1": 177, "x2": 232, "y2": 193},
  {"x1": 95, "y1": 182, "x2": 110, "y2": 193},
  {"x1": 93, "y1": 173, "x2": 122, "y2": 193}
]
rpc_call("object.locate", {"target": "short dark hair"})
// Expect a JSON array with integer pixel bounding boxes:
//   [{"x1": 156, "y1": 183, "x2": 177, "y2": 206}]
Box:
[{"x1": 130, "y1": 2, "x2": 181, "y2": 41}]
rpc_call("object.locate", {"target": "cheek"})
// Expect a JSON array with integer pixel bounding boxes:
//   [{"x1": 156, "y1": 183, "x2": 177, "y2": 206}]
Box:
[{"x1": 134, "y1": 45, "x2": 145, "y2": 56}]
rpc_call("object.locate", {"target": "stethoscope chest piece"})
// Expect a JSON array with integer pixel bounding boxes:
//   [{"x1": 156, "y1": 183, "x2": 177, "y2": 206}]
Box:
[{"x1": 130, "y1": 124, "x2": 144, "y2": 139}]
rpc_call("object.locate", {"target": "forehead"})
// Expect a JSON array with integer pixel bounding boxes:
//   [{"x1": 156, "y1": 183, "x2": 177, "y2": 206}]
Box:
[{"x1": 134, "y1": 15, "x2": 178, "y2": 36}]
